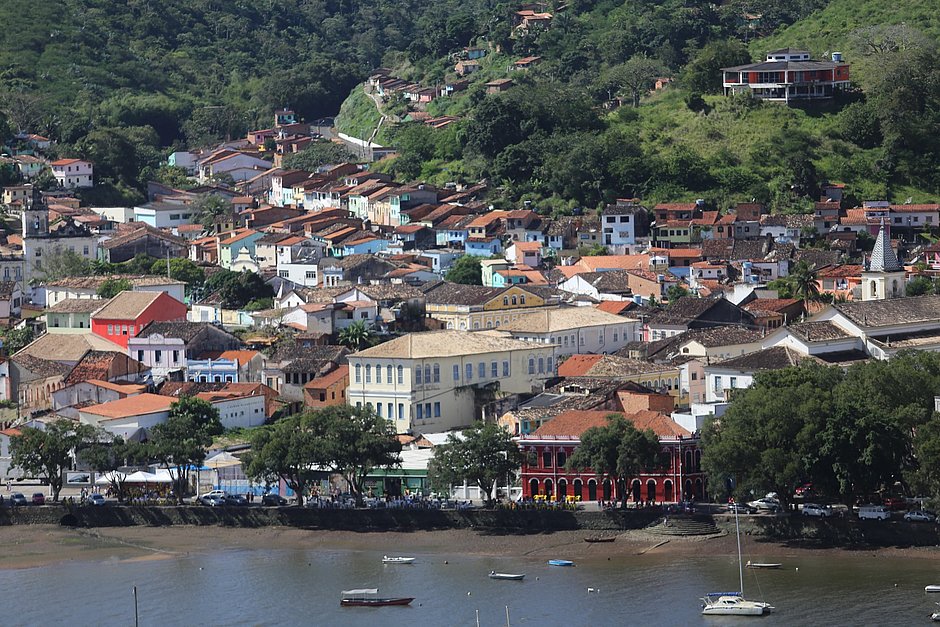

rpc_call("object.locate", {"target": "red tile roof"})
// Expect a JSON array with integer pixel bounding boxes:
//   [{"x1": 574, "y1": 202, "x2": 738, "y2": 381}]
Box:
[
  {"x1": 303, "y1": 364, "x2": 349, "y2": 390},
  {"x1": 596, "y1": 301, "x2": 633, "y2": 315},
  {"x1": 533, "y1": 409, "x2": 690, "y2": 438},
  {"x1": 556, "y1": 354, "x2": 603, "y2": 377}
]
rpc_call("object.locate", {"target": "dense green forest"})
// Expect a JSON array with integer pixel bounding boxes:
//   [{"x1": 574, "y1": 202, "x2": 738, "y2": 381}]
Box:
[{"x1": 1, "y1": 0, "x2": 938, "y2": 210}]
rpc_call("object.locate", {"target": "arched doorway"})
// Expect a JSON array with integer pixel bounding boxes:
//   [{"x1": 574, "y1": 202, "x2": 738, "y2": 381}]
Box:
[
  {"x1": 646, "y1": 479, "x2": 657, "y2": 503},
  {"x1": 588, "y1": 480, "x2": 597, "y2": 501},
  {"x1": 544, "y1": 478, "x2": 554, "y2": 498},
  {"x1": 529, "y1": 478, "x2": 539, "y2": 497},
  {"x1": 631, "y1": 479, "x2": 641, "y2": 503},
  {"x1": 664, "y1": 480, "x2": 674, "y2": 502},
  {"x1": 694, "y1": 450, "x2": 702, "y2": 472},
  {"x1": 557, "y1": 479, "x2": 567, "y2": 498},
  {"x1": 573, "y1": 479, "x2": 582, "y2": 500},
  {"x1": 602, "y1": 479, "x2": 612, "y2": 501},
  {"x1": 694, "y1": 478, "x2": 704, "y2": 500},
  {"x1": 684, "y1": 479, "x2": 693, "y2": 501},
  {"x1": 684, "y1": 450, "x2": 693, "y2": 471}
]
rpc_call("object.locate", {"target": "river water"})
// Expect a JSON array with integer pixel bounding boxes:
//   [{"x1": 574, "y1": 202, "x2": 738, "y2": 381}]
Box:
[{"x1": 7, "y1": 545, "x2": 940, "y2": 626}]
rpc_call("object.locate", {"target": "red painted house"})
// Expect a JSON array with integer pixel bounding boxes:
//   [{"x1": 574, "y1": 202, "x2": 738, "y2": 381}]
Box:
[
  {"x1": 518, "y1": 410, "x2": 705, "y2": 504},
  {"x1": 721, "y1": 48, "x2": 850, "y2": 103},
  {"x1": 91, "y1": 291, "x2": 187, "y2": 349}
]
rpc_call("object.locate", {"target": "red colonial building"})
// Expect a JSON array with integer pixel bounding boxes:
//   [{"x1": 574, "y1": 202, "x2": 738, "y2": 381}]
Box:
[
  {"x1": 90, "y1": 290, "x2": 187, "y2": 349},
  {"x1": 722, "y1": 48, "x2": 850, "y2": 103},
  {"x1": 518, "y1": 410, "x2": 706, "y2": 504}
]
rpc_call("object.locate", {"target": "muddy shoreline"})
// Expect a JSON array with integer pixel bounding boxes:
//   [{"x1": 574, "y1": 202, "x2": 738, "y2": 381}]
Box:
[{"x1": 2, "y1": 524, "x2": 939, "y2": 572}]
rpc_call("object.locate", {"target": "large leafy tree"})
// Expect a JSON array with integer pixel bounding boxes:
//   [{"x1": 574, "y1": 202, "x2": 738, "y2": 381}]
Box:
[
  {"x1": 151, "y1": 258, "x2": 205, "y2": 294},
  {"x1": 10, "y1": 420, "x2": 97, "y2": 501},
  {"x1": 244, "y1": 413, "x2": 332, "y2": 506},
  {"x1": 97, "y1": 278, "x2": 134, "y2": 299},
  {"x1": 681, "y1": 39, "x2": 752, "y2": 94},
  {"x1": 445, "y1": 256, "x2": 483, "y2": 285},
  {"x1": 428, "y1": 422, "x2": 523, "y2": 504},
  {"x1": 244, "y1": 406, "x2": 399, "y2": 506},
  {"x1": 150, "y1": 396, "x2": 223, "y2": 503},
  {"x1": 205, "y1": 269, "x2": 274, "y2": 309},
  {"x1": 324, "y1": 406, "x2": 401, "y2": 505},
  {"x1": 566, "y1": 414, "x2": 663, "y2": 504},
  {"x1": 283, "y1": 141, "x2": 357, "y2": 170}
]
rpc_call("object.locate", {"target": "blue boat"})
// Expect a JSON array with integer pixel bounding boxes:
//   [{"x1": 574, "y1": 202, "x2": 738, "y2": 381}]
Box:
[{"x1": 548, "y1": 559, "x2": 574, "y2": 567}]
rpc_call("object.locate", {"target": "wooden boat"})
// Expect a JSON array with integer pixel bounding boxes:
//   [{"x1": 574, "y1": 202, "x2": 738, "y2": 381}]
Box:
[
  {"x1": 745, "y1": 561, "x2": 782, "y2": 569},
  {"x1": 489, "y1": 571, "x2": 525, "y2": 580},
  {"x1": 340, "y1": 589, "x2": 414, "y2": 607},
  {"x1": 584, "y1": 537, "x2": 615, "y2": 543},
  {"x1": 382, "y1": 555, "x2": 416, "y2": 564},
  {"x1": 926, "y1": 585, "x2": 940, "y2": 593},
  {"x1": 548, "y1": 559, "x2": 575, "y2": 567}
]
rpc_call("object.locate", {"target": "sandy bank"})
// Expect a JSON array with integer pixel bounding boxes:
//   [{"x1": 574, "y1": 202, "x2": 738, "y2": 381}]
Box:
[{"x1": 2, "y1": 525, "x2": 939, "y2": 571}]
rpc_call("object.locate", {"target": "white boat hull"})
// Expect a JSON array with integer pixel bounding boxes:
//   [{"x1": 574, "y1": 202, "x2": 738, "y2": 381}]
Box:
[
  {"x1": 383, "y1": 557, "x2": 416, "y2": 564},
  {"x1": 489, "y1": 573, "x2": 525, "y2": 580},
  {"x1": 702, "y1": 596, "x2": 773, "y2": 616},
  {"x1": 927, "y1": 585, "x2": 940, "y2": 593}
]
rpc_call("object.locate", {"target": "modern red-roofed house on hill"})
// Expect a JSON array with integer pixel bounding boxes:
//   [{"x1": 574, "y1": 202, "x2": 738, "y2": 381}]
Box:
[
  {"x1": 721, "y1": 48, "x2": 850, "y2": 103},
  {"x1": 50, "y1": 158, "x2": 93, "y2": 189},
  {"x1": 517, "y1": 410, "x2": 704, "y2": 503},
  {"x1": 91, "y1": 291, "x2": 187, "y2": 349}
]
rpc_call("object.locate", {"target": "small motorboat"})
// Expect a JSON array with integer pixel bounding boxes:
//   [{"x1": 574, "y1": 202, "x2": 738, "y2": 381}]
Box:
[
  {"x1": 548, "y1": 559, "x2": 575, "y2": 567},
  {"x1": 489, "y1": 571, "x2": 525, "y2": 580},
  {"x1": 745, "y1": 561, "x2": 782, "y2": 569},
  {"x1": 340, "y1": 589, "x2": 414, "y2": 607},
  {"x1": 382, "y1": 555, "x2": 416, "y2": 564},
  {"x1": 927, "y1": 585, "x2": 940, "y2": 593},
  {"x1": 584, "y1": 537, "x2": 615, "y2": 543},
  {"x1": 931, "y1": 602, "x2": 940, "y2": 621}
]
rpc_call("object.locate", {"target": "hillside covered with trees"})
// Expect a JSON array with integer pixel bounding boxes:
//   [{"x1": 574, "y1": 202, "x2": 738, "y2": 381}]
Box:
[{"x1": 1, "y1": 0, "x2": 938, "y2": 210}]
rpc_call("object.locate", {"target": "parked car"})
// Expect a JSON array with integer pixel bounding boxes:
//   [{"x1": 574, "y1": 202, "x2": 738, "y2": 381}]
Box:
[
  {"x1": 802, "y1": 503, "x2": 833, "y2": 518},
  {"x1": 199, "y1": 494, "x2": 225, "y2": 507},
  {"x1": 223, "y1": 494, "x2": 248, "y2": 506},
  {"x1": 858, "y1": 505, "x2": 891, "y2": 520},
  {"x1": 9, "y1": 493, "x2": 27, "y2": 506},
  {"x1": 747, "y1": 497, "x2": 781, "y2": 513},
  {"x1": 727, "y1": 503, "x2": 756, "y2": 514},
  {"x1": 198, "y1": 490, "x2": 226, "y2": 500},
  {"x1": 88, "y1": 494, "x2": 107, "y2": 506},
  {"x1": 904, "y1": 510, "x2": 936, "y2": 523},
  {"x1": 794, "y1": 483, "x2": 814, "y2": 499},
  {"x1": 261, "y1": 494, "x2": 288, "y2": 506},
  {"x1": 883, "y1": 496, "x2": 907, "y2": 511},
  {"x1": 31, "y1": 493, "x2": 45, "y2": 505}
]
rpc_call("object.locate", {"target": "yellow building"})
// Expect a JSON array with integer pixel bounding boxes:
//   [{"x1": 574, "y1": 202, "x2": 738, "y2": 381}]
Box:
[
  {"x1": 347, "y1": 330, "x2": 557, "y2": 433},
  {"x1": 423, "y1": 283, "x2": 560, "y2": 331}
]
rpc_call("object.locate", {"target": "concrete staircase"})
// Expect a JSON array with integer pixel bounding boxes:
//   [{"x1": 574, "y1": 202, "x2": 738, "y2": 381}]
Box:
[{"x1": 643, "y1": 515, "x2": 721, "y2": 537}]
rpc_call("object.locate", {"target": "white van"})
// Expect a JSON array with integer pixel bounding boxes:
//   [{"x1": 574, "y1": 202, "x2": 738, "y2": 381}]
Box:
[{"x1": 858, "y1": 505, "x2": 891, "y2": 520}]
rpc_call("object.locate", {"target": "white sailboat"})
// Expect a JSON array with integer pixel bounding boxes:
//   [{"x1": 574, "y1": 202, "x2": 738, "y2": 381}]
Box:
[{"x1": 701, "y1": 503, "x2": 774, "y2": 616}]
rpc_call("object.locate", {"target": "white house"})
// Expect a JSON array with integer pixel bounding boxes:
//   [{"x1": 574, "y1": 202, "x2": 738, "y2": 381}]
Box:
[
  {"x1": 50, "y1": 159, "x2": 93, "y2": 189},
  {"x1": 133, "y1": 201, "x2": 194, "y2": 229},
  {"x1": 705, "y1": 346, "x2": 817, "y2": 403}
]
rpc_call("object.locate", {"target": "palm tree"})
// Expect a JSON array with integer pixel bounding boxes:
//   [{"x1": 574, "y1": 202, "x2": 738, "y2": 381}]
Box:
[
  {"x1": 338, "y1": 320, "x2": 376, "y2": 351},
  {"x1": 790, "y1": 260, "x2": 820, "y2": 301}
]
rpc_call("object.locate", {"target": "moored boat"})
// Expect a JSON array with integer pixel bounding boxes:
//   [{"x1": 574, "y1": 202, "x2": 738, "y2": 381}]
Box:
[
  {"x1": 382, "y1": 555, "x2": 416, "y2": 564},
  {"x1": 489, "y1": 571, "x2": 525, "y2": 580},
  {"x1": 746, "y1": 561, "x2": 782, "y2": 569},
  {"x1": 701, "y1": 593, "x2": 774, "y2": 616},
  {"x1": 584, "y1": 537, "x2": 615, "y2": 543},
  {"x1": 548, "y1": 559, "x2": 575, "y2": 567},
  {"x1": 340, "y1": 589, "x2": 414, "y2": 607},
  {"x1": 926, "y1": 585, "x2": 940, "y2": 593},
  {"x1": 700, "y1": 503, "x2": 774, "y2": 616}
]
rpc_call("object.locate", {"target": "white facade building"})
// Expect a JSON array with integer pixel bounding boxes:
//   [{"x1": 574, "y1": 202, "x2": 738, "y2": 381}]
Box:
[
  {"x1": 497, "y1": 307, "x2": 639, "y2": 357},
  {"x1": 347, "y1": 331, "x2": 556, "y2": 434}
]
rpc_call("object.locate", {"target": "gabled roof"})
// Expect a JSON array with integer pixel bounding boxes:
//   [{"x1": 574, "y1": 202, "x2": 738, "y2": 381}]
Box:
[
  {"x1": 557, "y1": 354, "x2": 674, "y2": 378},
  {"x1": 90, "y1": 291, "x2": 163, "y2": 320},
  {"x1": 11, "y1": 354, "x2": 72, "y2": 378},
  {"x1": 501, "y1": 307, "x2": 634, "y2": 333},
  {"x1": 81, "y1": 393, "x2": 174, "y2": 419},
  {"x1": 709, "y1": 346, "x2": 820, "y2": 372},
  {"x1": 351, "y1": 331, "x2": 543, "y2": 359},
  {"x1": 16, "y1": 333, "x2": 124, "y2": 362},
  {"x1": 832, "y1": 295, "x2": 940, "y2": 328},
  {"x1": 136, "y1": 321, "x2": 223, "y2": 342}
]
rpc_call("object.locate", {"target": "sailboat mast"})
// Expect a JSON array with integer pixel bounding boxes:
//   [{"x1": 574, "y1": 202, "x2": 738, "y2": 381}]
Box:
[{"x1": 734, "y1": 505, "x2": 744, "y2": 594}]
